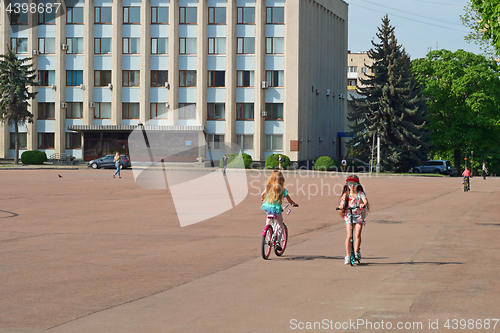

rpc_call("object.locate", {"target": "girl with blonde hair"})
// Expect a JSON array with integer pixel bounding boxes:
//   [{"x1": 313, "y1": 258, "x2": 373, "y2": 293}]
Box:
[{"x1": 260, "y1": 170, "x2": 298, "y2": 251}]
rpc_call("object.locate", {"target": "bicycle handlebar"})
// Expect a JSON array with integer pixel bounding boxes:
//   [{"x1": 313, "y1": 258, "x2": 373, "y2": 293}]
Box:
[{"x1": 336, "y1": 206, "x2": 360, "y2": 211}]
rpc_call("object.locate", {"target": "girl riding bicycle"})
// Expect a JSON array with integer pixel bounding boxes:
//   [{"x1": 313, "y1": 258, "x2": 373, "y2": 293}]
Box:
[
  {"x1": 261, "y1": 170, "x2": 299, "y2": 251},
  {"x1": 338, "y1": 174, "x2": 369, "y2": 265}
]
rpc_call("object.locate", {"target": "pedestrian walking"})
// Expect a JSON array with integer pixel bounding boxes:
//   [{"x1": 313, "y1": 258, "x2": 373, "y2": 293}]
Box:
[
  {"x1": 341, "y1": 157, "x2": 347, "y2": 173},
  {"x1": 482, "y1": 162, "x2": 488, "y2": 180},
  {"x1": 113, "y1": 152, "x2": 121, "y2": 179},
  {"x1": 222, "y1": 154, "x2": 229, "y2": 176},
  {"x1": 278, "y1": 154, "x2": 283, "y2": 170}
]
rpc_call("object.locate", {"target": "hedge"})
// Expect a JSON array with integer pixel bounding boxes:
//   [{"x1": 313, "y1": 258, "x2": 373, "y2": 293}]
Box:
[
  {"x1": 265, "y1": 154, "x2": 291, "y2": 169},
  {"x1": 219, "y1": 153, "x2": 253, "y2": 169},
  {"x1": 21, "y1": 150, "x2": 47, "y2": 165},
  {"x1": 314, "y1": 156, "x2": 335, "y2": 171}
]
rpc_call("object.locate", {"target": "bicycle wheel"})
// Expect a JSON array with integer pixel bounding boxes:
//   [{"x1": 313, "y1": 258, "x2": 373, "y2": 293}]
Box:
[
  {"x1": 261, "y1": 225, "x2": 273, "y2": 259},
  {"x1": 274, "y1": 224, "x2": 288, "y2": 256}
]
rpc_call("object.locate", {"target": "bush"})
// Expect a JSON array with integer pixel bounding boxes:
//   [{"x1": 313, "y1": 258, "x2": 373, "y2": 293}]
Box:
[
  {"x1": 314, "y1": 156, "x2": 335, "y2": 171},
  {"x1": 219, "y1": 153, "x2": 253, "y2": 169},
  {"x1": 265, "y1": 154, "x2": 291, "y2": 169},
  {"x1": 21, "y1": 150, "x2": 47, "y2": 165}
]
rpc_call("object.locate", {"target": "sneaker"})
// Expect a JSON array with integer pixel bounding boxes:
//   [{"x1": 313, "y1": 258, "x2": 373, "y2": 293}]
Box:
[
  {"x1": 355, "y1": 251, "x2": 361, "y2": 260},
  {"x1": 275, "y1": 243, "x2": 282, "y2": 252},
  {"x1": 344, "y1": 256, "x2": 350, "y2": 265}
]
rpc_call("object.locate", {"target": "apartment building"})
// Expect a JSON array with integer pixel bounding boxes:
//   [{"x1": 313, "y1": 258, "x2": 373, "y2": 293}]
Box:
[
  {"x1": 0, "y1": 0, "x2": 348, "y2": 163},
  {"x1": 347, "y1": 51, "x2": 373, "y2": 91}
]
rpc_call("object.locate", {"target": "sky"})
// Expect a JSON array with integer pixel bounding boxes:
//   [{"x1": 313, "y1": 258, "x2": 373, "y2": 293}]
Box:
[{"x1": 346, "y1": 0, "x2": 483, "y2": 60}]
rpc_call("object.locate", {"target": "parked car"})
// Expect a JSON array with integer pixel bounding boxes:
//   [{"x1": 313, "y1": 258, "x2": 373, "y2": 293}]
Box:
[
  {"x1": 412, "y1": 160, "x2": 452, "y2": 175},
  {"x1": 88, "y1": 155, "x2": 131, "y2": 169},
  {"x1": 345, "y1": 158, "x2": 371, "y2": 172}
]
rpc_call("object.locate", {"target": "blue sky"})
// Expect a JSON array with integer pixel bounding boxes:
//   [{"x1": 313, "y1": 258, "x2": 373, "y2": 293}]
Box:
[{"x1": 346, "y1": 0, "x2": 483, "y2": 59}]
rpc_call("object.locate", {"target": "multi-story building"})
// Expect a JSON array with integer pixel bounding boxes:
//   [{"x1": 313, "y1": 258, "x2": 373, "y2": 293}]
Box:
[
  {"x1": 347, "y1": 51, "x2": 372, "y2": 91},
  {"x1": 0, "y1": 0, "x2": 348, "y2": 164}
]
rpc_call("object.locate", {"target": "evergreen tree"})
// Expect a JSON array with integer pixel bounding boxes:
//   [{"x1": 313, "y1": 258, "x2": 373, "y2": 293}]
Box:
[
  {"x1": 0, "y1": 45, "x2": 39, "y2": 164},
  {"x1": 348, "y1": 15, "x2": 429, "y2": 172}
]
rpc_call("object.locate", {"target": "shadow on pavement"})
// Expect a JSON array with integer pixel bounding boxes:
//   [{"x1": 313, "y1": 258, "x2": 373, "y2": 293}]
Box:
[{"x1": 0, "y1": 209, "x2": 19, "y2": 218}]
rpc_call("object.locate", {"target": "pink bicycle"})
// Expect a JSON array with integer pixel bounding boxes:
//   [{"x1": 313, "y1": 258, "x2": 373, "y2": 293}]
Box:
[{"x1": 261, "y1": 203, "x2": 292, "y2": 259}]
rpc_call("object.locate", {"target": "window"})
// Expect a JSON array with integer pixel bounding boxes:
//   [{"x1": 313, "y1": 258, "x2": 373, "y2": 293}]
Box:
[
  {"x1": 66, "y1": 132, "x2": 82, "y2": 149},
  {"x1": 150, "y1": 103, "x2": 168, "y2": 119},
  {"x1": 237, "y1": 134, "x2": 253, "y2": 150},
  {"x1": 151, "y1": 38, "x2": 168, "y2": 54},
  {"x1": 237, "y1": 71, "x2": 254, "y2": 87},
  {"x1": 94, "y1": 38, "x2": 112, "y2": 54},
  {"x1": 11, "y1": 11, "x2": 28, "y2": 25},
  {"x1": 180, "y1": 7, "x2": 197, "y2": 24},
  {"x1": 38, "y1": 133, "x2": 55, "y2": 149},
  {"x1": 152, "y1": 7, "x2": 169, "y2": 24},
  {"x1": 38, "y1": 70, "x2": 55, "y2": 86},
  {"x1": 236, "y1": 103, "x2": 254, "y2": 120},
  {"x1": 208, "y1": 7, "x2": 226, "y2": 24},
  {"x1": 66, "y1": 70, "x2": 83, "y2": 86},
  {"x1": 123, "y1": 38, "x2": 140, "y2": 54},
  {"x1": 10, "y1": 133, "x2": 27, "y2": 149},
  {"x1": 67, "y1": 37, "x2": 84, "y2": 54},
  {"x1": 179, "y1": 70, "x2": 197, "y2": 87},
  {"x1": 207, "y1": 103, "x2": 225, "y2": 120},
  {"x1": 124, "y1": 7, "x2": 140, "y2": 24},
  {"x1": 208, "y1": 37, "x2": 226, "y2": 54},
  {"x1": 347, "y1": 79, "x2": 357, "y2": 86},
  {"x1": 266, "y1": 7, "x2": 284, "y2": 24},
  {"x1": 237, "y1": 7, "x2": 255, "y2": 24},
  {"x1": 11, "y1": 38, "x2": 28, "y2": 54},
  {"x1": 122, "y1": 103, "x2": 140, "y2": 119},
  {"x1": 95, "y1": 7, "x2": 112, "y2": 24},
  {"x1": 265, "y1": 103, "x2": 283, "y2": 120},
  {"x1": 266, "y1": 37, "x2": 284, "y2": 54},
  {"x1": 266, "y1": 70, "x2": 284, "y2": 87},
  {"x1": 39, "y1": 9, "x2": 56, "y2": 24},
  {"x1": 207, "y1": 71, "x2": 225, "y2": 87},
  {"x1": 361, "y1": 67, "x2": 367, "y2": 74},
  {"x1": 38, "y1": 38, "x2": 55, "y2": 54},
  {"x1": 237, "y1": 37, "x2": 254, "y2": 54},
  {"x1": 94, "y1": 103, "x2": 111, "y2": 119},
  {"x1": 151, "y1": 70, "x2": 168, "y2": 87},
  {"x1": 38, "y1": 103, "x2": 55, "y2": 119},
  {"x1": 348, "y1": 66, "x2": 357, "y2": 72},
  {"x1": 179, "y1": 38, "x2": 197, "y2": 54},
  {"x1": 66, "y1": 102, "x2": 83, "y2": 119},
  {"x1": 265, "y1": 134, "x2": 283, "y2": 151},
  {"x1": 94, "y1": 70, "x2": 112, "y2": 87},
  {"x1": 178, "y1": 103, "x2": 196, "y2": 119},
  {"x1": 122, "y1": 70, "x2": 140, "y2": 87},
  {"x1": 207, "y1": 134, "x2": 224, "y2": 150},
  {"x1": 67, "y1": 7, "x2": 83, "y2": 24}
]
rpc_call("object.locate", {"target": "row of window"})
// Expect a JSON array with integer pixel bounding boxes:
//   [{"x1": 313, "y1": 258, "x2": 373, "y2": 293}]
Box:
[
  {"x1": 10, "y1": 132, "x2": 283, "y2": 151},
  {"x1": 36, "y1": 102, "x2": 284, "y2": 120},
  {"x1": 10, "y1": 6, "x2": 283, "y2": 26},
  {"x1": 11, "y1": 37, "x2": 284, "y2": 55},
  {"x1": 39, "y1": 70, "x2": 284, "y2": 88}
]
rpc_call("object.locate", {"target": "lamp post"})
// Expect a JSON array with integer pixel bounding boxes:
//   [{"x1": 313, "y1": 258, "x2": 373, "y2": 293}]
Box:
[{"x1": 471, "y1": 151, "x2": 474, "y2": 176}]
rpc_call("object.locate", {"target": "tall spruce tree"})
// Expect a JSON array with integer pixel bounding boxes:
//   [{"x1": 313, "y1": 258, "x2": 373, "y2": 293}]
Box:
[
  {"x1": 348, "y1": 16, "x2": 429, "y2": 172},
  {"x1": 0, "y1": 45, "x2": 39, "y2": 164}
]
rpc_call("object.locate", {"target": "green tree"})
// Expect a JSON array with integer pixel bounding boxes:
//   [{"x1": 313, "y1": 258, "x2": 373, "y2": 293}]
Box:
[
  {"x1": 460, "y1": 2, "x2": 499, "y2": 59},
  {"x1": 469, "y1": 0, "x2": 500, "y2": 55},
  {"x1": 348, "y1": 15, "x2": 429, "y2": 172},
  {"x1": 412, "y1": 49, "x2": 500, "y2": 171},
  {"x1": 0, "y1": 46, "x2": 39, "y2": 164}
]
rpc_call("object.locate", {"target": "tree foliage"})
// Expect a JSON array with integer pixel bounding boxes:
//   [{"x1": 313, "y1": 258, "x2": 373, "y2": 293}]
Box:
[
  {"x1": 0, "y1": 46, "x2": 39, "y2": 164},
  {"x1": 348, "y1": 15, "x2": 429, "y2": 172},
  {"x1": 469, "y1": 0, "x2": 500, "y2": 55},
  {"x1": 460, "y1": 2, "x2": 499, "y2": 59},
  {"x1": 412, "y1": 49, "x2": 500, "y2": 172}
]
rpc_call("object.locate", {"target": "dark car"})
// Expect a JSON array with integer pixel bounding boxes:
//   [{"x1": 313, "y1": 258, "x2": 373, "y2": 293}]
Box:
[
  {"x1": 412, "y1": 160, "x2": 452, "y2": 175},
  {"x1": 88, "y1": 155, "x2": 131, "y2": 169}
]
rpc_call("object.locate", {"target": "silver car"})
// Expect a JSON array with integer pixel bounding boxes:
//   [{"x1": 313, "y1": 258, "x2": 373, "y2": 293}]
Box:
[{"x1": 413, "y1": 160, "x2": 452, "y2": 174}]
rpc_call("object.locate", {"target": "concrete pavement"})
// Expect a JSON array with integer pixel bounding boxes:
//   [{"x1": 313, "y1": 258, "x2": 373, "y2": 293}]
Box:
[{"x1": 1, "y1": 169, "x2": 499, "y2": 332}]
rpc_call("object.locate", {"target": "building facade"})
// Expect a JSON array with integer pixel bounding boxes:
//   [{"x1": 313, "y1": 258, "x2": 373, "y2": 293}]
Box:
[{"x1": 0, "y1": 0, "x2": 348, "y2": 163}]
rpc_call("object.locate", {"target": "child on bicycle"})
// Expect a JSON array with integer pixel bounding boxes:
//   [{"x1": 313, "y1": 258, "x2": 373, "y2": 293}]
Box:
[
  {"x1": 261, "y1": 170, "x2": 299, "y2": 251},
  {"x1": 463, "y1": 167, "x2": 471, "y2": 190},
  {"x1": 338, "y1": 174, "x2": 369, "y2": 265}
]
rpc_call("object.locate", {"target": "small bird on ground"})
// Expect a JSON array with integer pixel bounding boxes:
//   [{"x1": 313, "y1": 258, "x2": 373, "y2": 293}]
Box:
[{"x1": 58, "y1": 174, "x2": 62, "y2": 178}]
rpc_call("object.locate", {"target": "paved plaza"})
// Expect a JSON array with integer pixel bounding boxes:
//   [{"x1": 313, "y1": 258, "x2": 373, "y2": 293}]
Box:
[{"x1": 1, "y1": 168, "x2": 499, "y2": 332}]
